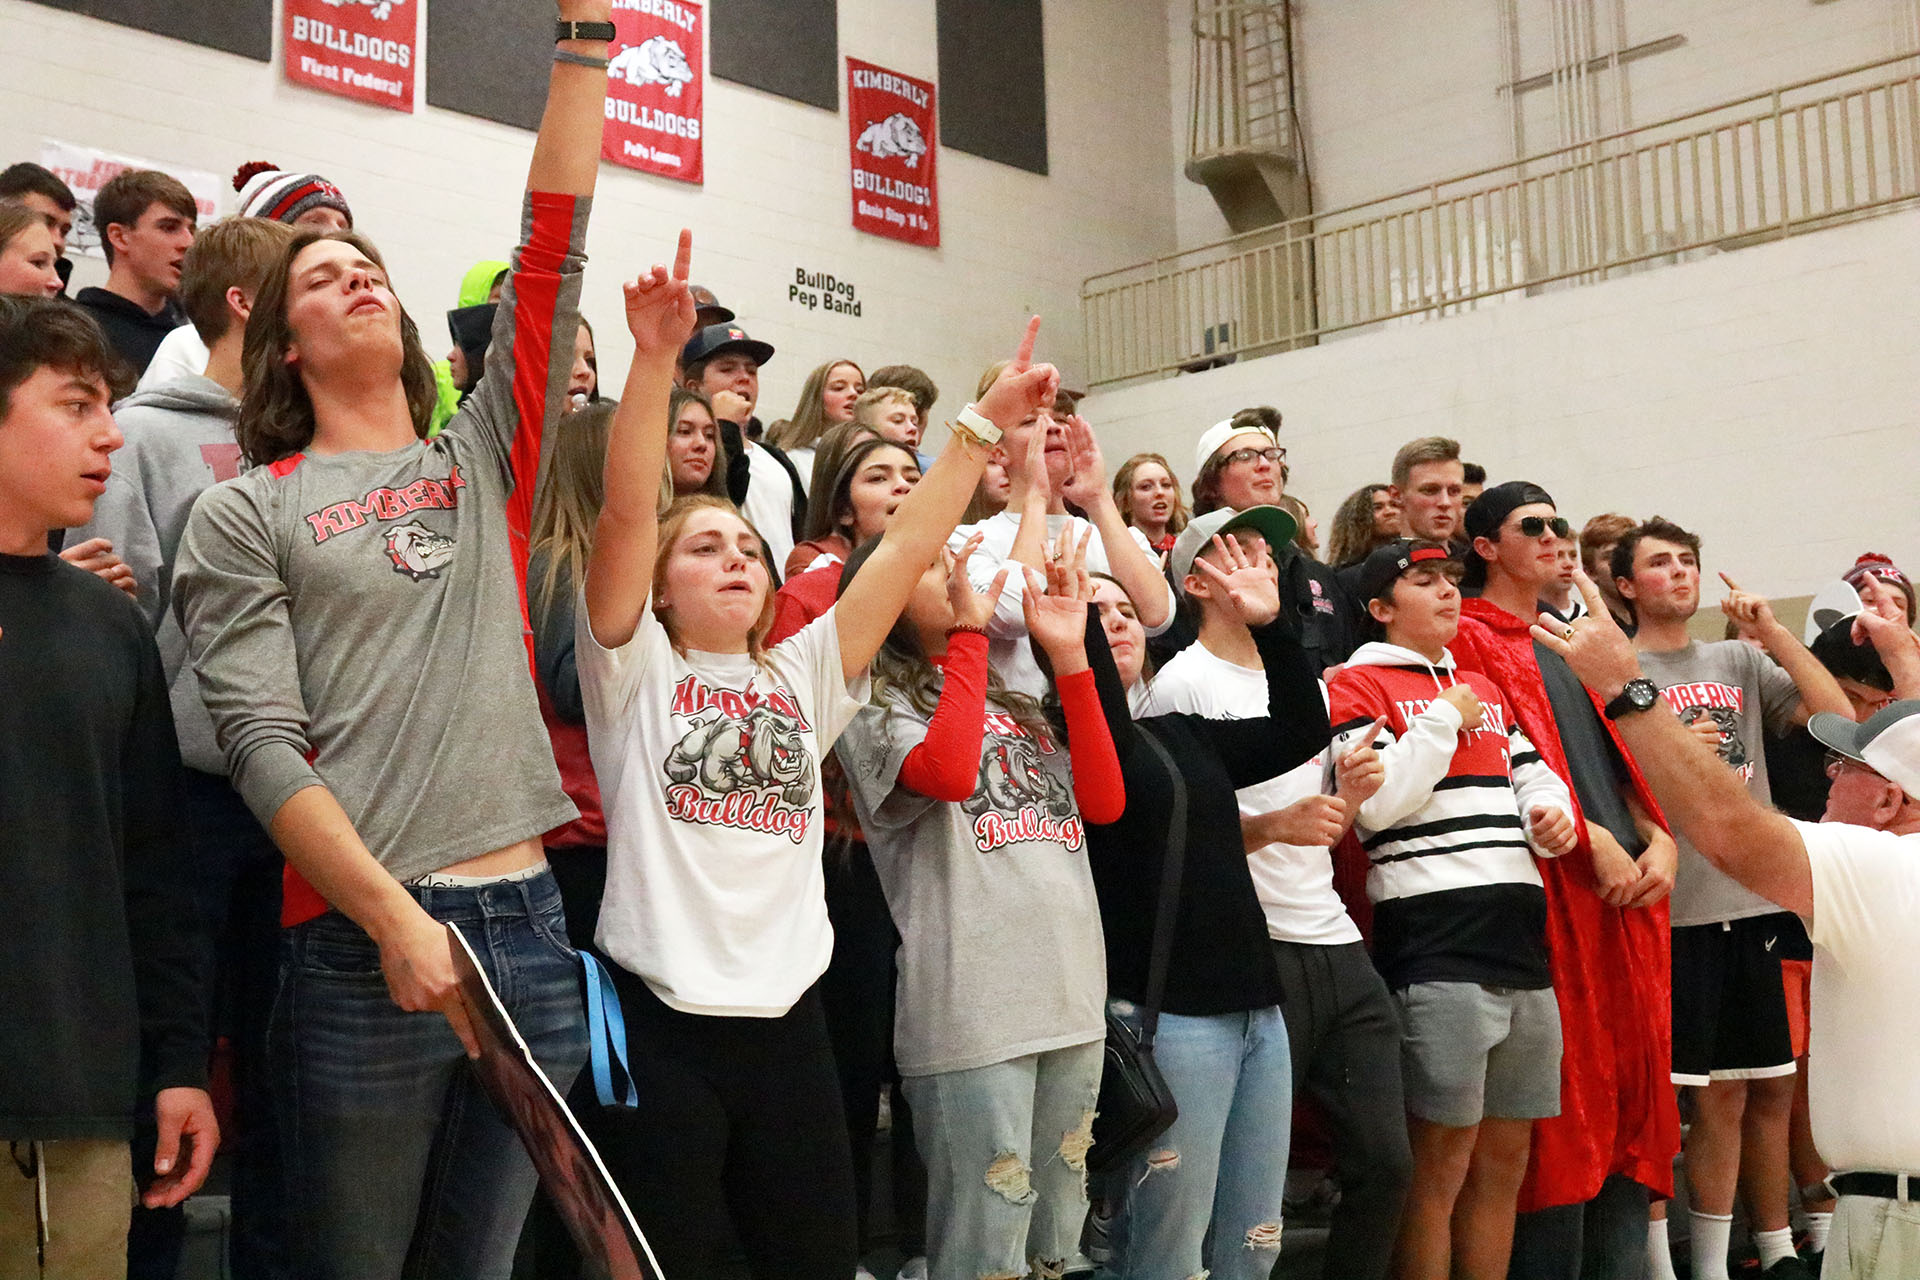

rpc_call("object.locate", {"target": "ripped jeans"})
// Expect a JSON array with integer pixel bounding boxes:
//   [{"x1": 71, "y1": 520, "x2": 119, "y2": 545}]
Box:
[
  {"x1": 1099, "y1": 1002, "x2": 1293, "y2": 1280},
  {"x1": 902, "y1": 1040, "x2": 1103, "y2": 1280}
]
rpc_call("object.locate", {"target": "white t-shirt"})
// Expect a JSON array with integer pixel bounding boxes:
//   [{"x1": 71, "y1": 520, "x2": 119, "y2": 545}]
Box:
[
  {"x1": 578, "y1": 598, "x2": 867, "y2": 1016},
  {"x1": 1798, "y1": 818, "x2": 1920, "y2": 1173},
  {"x1": 137, "y1": 324, "x2": 209, "y2": 391},
  {"x1": 786, "y1": 445, "x2": 816, "y2": 497},
  {"x1": 948, "y1": 509, "x2": 1165, "y2": 698},
  {"x1": 1140, "y1": 645, "x2": 1362, "y2": 946},
  {"x1": 742, "y1": 443, "x2": 797, "y2": 577}
]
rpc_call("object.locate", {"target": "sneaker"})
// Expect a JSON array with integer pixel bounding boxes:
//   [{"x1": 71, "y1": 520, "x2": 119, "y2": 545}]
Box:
[
  {"x1": 897, "y1": 1258, "x2": 927, "y2": 1280},
  {"x1": 856, "y1": 1268, "x2": 877, "y2": 1280},
  {"x1": 1762, "y1": 1257, "x2": 1817, "y2": 1279}
]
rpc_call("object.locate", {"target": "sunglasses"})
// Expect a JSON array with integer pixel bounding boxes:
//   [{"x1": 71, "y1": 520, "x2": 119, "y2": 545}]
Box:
[
  {"x1": 1222, "y1": 445, "x2": 1286, "y2": 468},
  {"x1": 1509, "y1": 515, "x2": 1572, "y2": 539}
]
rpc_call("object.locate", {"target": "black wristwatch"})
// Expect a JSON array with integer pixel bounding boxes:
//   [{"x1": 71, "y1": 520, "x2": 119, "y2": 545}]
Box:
[
  {"x1": 556, "y1": 19, "x2": 616, "y2": 42},
  {"x1": 1604, "y1": 677, "x2": 1660, "y2": 720}
]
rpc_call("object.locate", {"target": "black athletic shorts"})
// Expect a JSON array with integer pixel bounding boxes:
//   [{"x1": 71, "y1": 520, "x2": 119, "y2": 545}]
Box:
[{"x1": 1671, "y1": 911, "x2": 1804, "y2": 1086}]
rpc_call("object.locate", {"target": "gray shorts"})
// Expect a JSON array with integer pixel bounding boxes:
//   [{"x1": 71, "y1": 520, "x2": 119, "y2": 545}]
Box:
[{"x1": 1392, "y1": 981, "x2": 1563, "y2": 1128}]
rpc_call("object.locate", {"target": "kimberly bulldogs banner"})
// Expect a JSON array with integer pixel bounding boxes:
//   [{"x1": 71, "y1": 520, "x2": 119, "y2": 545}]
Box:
[
  {"x1": 603, "y1": 0, "x2": 704, "y2": 184},
  {"x1": 846, "y1": 57, "x2": 938, "y2": 248},
  {"x1": 283, "y1": 0, "x2": 417, "y2": 112}
]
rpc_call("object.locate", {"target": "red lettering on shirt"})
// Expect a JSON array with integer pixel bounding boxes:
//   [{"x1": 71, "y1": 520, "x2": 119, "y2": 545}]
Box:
[
  {"x1": 303, "y1": 466, "x2": 469, "y2": 544},
  {"x1": 973, "y1": 806, "x2": 1085, "y2": 853},
  {"x1": 667, "y1": 673, "x2": 811, "y2": 728}
]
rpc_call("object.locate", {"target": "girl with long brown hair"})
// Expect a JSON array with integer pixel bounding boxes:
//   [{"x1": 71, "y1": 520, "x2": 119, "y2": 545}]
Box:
[
  {"x1": 172, "y1": 14, "x2": 611, "y2": 1273},
  {"x1": 576, "y1": 230, "x2": 1060, "y2": 1273},
  {"x1": 1112, "y1": 450, "x2": 1189, "y2": 553},
  {"x1": 659, "y1": 383, "x2": 728, "y2": 509},
  {"x1": 766, "y1": 356, "x2": 864, "y2": 491}
]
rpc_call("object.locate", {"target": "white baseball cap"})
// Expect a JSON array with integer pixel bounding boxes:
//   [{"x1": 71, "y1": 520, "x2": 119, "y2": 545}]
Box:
[
  {"x1": 1193, "y1": 418, "x2": 1275, "y2": 476},
  {"x1": 1809, "y1": 702, "x2": 1920, "y2": 800}
]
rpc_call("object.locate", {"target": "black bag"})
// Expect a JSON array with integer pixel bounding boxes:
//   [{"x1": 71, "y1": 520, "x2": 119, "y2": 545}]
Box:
[{"x1": 1086, "y1": 726, "x2": 1187, "y2": 1176}]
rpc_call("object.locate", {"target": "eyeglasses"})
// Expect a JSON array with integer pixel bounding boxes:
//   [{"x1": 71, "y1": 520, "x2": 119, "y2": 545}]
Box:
[
  {"x1": 1222, "y1": 446, "x2": 1286, "y2": 468},
  {"x1": 1824, "y1": 751, "x2": 1877, "y2": 781},
  {"x1": 1510, "y1": 515, "x2": 1572, "y2": 539}
]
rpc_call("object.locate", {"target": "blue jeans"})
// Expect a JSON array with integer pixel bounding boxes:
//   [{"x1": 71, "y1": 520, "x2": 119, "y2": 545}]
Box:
[
  {"x1": 1101, "y1": 1002, "x2": 1293, "y2": 1280},
  {"x1": 270, "y1": 871, "x2": 589, "y2": 1280},
  {"x1": 903, "y1": 1041, "x2": 1104, "y2": 1280}
]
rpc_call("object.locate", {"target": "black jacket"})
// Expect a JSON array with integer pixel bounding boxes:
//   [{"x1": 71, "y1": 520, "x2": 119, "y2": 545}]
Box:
[
  {"x1": 0, "y1": 553, "x2": 210, "y2": 1140},
  {"x1": 718, "y1": 417, "x2": 808, "y2": 573},
  {"x1": 73, "y1": 288, "x2": 185, "y2": 376},
  {"x1": 1072, "y1": 608, "x2": 1329, "y2": 1016}
]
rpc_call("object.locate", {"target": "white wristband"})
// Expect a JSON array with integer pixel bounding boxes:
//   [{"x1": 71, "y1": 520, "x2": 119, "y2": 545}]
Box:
[{"x1": 951, "y1": 403, "x2": 1003, "y2": 447}]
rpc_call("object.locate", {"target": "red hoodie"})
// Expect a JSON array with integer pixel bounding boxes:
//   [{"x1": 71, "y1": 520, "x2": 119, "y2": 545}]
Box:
[{"x1": 1452, "y1": 598, "x2": 1680, "y2": 1211}]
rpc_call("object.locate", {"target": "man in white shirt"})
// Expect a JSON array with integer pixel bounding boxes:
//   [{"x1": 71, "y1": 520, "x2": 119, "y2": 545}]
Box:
[
  {"x1": 1539, "y1": 570, "x2": 1920, "y2": 1280},
  {"x1": 1140, "y1": 504, "x2": 1412, "y2": 1280},
  {"x1": 948, "y1": 402, "x2": 1170, "y2": 697},
  {"x1": 681, "y1": 323, "x2": 805, "y2": 573}
]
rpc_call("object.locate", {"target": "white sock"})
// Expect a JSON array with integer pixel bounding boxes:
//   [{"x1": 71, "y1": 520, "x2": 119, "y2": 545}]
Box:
[
  {"x1": 1805, "y1": 1210, "x2": 1833, "y2": 1252},
  {"x1": 1754, "y1": 1226, "x2": 1797, "y2": 1269},
  {"x1": 1690, "y1": 1211, "x2": 1735, "y2": 1280},
  {"x1": 1646, "y1": 1214, "x2": 1680, "y2": 1280}
]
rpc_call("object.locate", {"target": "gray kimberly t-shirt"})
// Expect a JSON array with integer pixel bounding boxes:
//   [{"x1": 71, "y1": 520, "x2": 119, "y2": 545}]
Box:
[
  {"x1": 1637, "y1": 639, "x2": 1800, "y2": 926},
  {"x1": 172, "y1": 194, "x2": 585, "y2": 880},
  {"x1": 836, "y1": 694, "x2": 1107, "y2": 1077}
]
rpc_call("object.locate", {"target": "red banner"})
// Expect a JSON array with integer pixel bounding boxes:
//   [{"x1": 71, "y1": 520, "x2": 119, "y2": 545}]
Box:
[
  {"x1": 846, "y1": 58, "x2": 938, "y2": 248},
  {"x1": 283, "y1": 0, "x2": 417, "y2": 112},
  {"x1": 602, "y1": 0, "x2": 704, "y2": 184}
]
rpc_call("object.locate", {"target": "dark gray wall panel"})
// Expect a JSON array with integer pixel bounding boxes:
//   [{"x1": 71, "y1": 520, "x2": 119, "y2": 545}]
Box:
[
  {"x1": 936, "y1": 0, "x2": 1047, "y2": 175},
  {"x1": 427, "y1": 0, "x2": 549, "y2": 132},
  {"x1": 711, "y1": 0, "x2": 837, "y2": 112},
  {"x1": 31, "y1": 0, "x2": 271, "y2": 61}
]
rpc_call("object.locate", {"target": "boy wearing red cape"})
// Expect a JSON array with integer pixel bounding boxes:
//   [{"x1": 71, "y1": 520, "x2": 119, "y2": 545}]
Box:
[{"x1": 1450, "y1": 482, "x2": 1681, "y2": 1276}]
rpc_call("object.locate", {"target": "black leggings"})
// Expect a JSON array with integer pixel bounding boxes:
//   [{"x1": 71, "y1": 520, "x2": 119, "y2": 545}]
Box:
[
  {"x1": 594, "y1": 963, "x2": 859, "y2": 1279},
  {"x1": 820, "y1": 842, "x2": 927, "y2": 1254}
]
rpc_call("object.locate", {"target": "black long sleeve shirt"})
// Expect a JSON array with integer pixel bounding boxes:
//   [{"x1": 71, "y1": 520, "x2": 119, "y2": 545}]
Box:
[
  {"x1": 1072, "y1": 609, "x2": 1330, "y2": 1016},
  {"x1": 0, "y1": 552, "x2": 209, "y2": 1139}
]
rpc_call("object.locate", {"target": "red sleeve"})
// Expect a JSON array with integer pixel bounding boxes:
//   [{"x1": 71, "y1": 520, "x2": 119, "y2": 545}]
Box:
[
  {"x1": 769, "y1": 566, "x2": 836, "y2": 646},
  {"x1": 1057, "y1": 668, "x2": 1126, "y2": 824},
  {"x1": 897, "y1": 631, "x2": 991, "y2": 801}
]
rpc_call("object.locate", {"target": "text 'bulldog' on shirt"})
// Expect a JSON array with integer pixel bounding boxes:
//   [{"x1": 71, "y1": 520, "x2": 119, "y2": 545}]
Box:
[
  {"x1": 613, "y1": 0, "x2": 698, "y2": 32},
  {"x1": 852, "y1": 69, "x2": 930, "y2": 110},
  {"x1": 606, "y1": 99, "x2": 701, "y2": 138}
]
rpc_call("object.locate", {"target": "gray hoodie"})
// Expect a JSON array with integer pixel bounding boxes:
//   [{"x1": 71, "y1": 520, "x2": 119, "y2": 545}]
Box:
[{"x1": 70, "y1": 374, "x2": 243, "y2": 774}]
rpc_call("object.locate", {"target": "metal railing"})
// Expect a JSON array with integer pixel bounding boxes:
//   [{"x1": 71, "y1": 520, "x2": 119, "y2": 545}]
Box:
[{"x1": 1084, "y1": 51, "x2": 1920, "y2": 386}]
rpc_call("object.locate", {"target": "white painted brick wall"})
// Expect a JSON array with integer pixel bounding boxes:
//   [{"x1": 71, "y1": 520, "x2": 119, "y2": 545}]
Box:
[
  {"x1": 1081, "y1": 206, "x2": 1920, "y2": 605},
  {"x1": 0, "y1": 0, "x2": 1177, "y2": 414},
  {"x1": 1169, "y1": 0, "x2": 1912, "y2": 252}
]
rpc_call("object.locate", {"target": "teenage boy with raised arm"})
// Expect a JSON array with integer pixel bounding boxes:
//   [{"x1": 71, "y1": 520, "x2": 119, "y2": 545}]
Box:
[
  {"x1": 1140, "y1": 506, "x2": 1413, "y2": 1280},
  {"x1": 0, "y1": 296, "x2": 216, "y2": 1279},
  {"x1": 1328, "y1": 539, "x2": 1579, "y2": 1280},
  {"x1": 949, "y1": 401, "x2": 1170, "y2": 697},
  {"x1": 1449, "y1": 481, "x2": 1681, "y2": 1278},
  {"x1": 1612, "y1": 517, "x2": 1848, "y2": 1280},
  {"x1": 172, "y1": 11, "x2": 614, "y2": 1274}
]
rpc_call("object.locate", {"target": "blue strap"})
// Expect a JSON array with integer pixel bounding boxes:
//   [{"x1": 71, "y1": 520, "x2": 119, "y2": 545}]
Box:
[{"x1": 579, "y1": 952, "x2": 637, "y2": 1109}]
